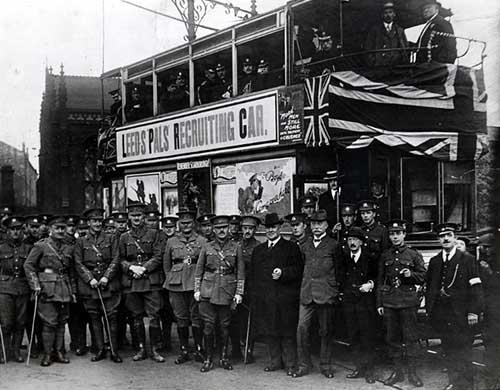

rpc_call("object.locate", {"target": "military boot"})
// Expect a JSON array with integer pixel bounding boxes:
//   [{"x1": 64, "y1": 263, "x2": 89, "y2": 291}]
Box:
[
  {"x1": 383, "y1": 368, "x2": 404, "y2": 386},
  {"x1": 174, "y1": 327, "x2": 191, "y2": 364},
  {"x1": 192, "y1": 327, "x2": 205, "y2": 363},
  {"x1": 53, "y1": 326, "x2": 70, "y2": 363},
  {"x1": 200, "y1": 333, "x2": 214, "y2": 373},
  {"x1": 132, "y1": 320, "x2": 147, "y2": 361},
  {"x1": 220, "y1": 336, "x2": 233, "y2": 370},
  {"x1": 160, "y1": 319, "x2": 172, "y2": 352},
  {"x1": 108, "y1": 315, "x2": 122, "y2": 363},
  {"x1": 40, "y1": 327, "x2": 55, "y2": 367},
  {"x1": 12, "y1": 331, "x2": 25, "y2": 363},
  {"x1": 149, "y1": 325, "x2": 165, "y2": 363},
  {"x1": 89, "y1": 315, "x2": 106, "y2": 362}
]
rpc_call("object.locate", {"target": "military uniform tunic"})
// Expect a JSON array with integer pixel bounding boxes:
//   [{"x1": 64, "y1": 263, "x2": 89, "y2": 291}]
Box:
[{"x1": 361, "y1": 221, "x2": 390, "y2": 263}]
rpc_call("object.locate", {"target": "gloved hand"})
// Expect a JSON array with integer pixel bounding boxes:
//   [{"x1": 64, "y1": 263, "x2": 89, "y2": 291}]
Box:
[
  {"x1": 89, "y1": 279, "x2": 99, "y2": 289},
  {"x1": 194, "y1": 291, "x2": 201, "y2": 302},
  {"x1": 99, "y1": 277, "x2": 109, "y2": 288}
]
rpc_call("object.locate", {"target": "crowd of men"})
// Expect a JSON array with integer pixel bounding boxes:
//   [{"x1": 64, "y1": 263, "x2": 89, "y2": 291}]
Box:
[{"x1": 0, "y1": 173, "x2": 498, "y2": 389}]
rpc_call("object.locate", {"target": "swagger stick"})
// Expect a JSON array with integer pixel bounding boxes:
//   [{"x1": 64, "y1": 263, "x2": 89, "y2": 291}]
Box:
[
  {"x1": 96, "y1": 287, "x2": 115, "y2": 357},
  {"x1": 26, "y1": 293, "x2": 39, "y2": 366}
]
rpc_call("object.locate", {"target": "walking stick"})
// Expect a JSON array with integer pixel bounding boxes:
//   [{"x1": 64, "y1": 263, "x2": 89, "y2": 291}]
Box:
[
  {"x1": 26, "y1": 292, "x2": 39, "y2": 366},
  {"x1": 243, "y1": 305, "x2": 251, "y2": 364},
  {"x1": 0, "y1": 322, "x2": 6, "y2": 364},
  {"x1": 96, "y1": 287, "x2": 115, "y2": 357}
]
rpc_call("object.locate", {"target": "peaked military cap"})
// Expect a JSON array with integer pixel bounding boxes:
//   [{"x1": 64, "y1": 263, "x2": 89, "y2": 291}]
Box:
[
  {"x1": 258, "y1": 59, "x2": 269, "y2": 68},
  {"x1": 4, "y1": 216, "x2": 24, "y2": 228},
  {"x1": 103, "y1": 218, "x2": 115, "y2": 227},
  {"x1": 216, "y1": 63, "x2": 225, "y2": 71},
  {"x1": 241, "y1": 215, "x2": 261, "y2": 227},
  {"x1": 77, "y1": 218, "x2": 89, "y2": 229},
  {"x1": 25, "y1": 215, "x2": 41, "y2": 226},
  {"x1": 39, "y1": 214, "x2": 53, "y2": 224},
  {"x1": 111, "y1": 211, "x2": 128, "y2": 222},
  {"x1": 127, "y1": 202, "x2": 147, "y2": 214},
  {"x1": 357, "y1": 200, "x2": 377, "y2": 211},
  {"x1": 340, "y1": 204, "x2": 356, "y2": 216},
  {"x1": 162, "y1": 216, "x2": 179, "y2": 227},
  {"x1": 386, "y1": 219, "x2": 407, "y2": 232},
  {"x1": 177, "y1": 208, "x2": 196, "y2": 221},
  {"x1": 83, "y1": 208, "x2": 105, "y2": 220},
  {"x1": 145, "y1": 209, "x2": 160, "y2": 220},
  {"x1": 0, "y1": 206, "x2": 13, "y2": 216},
  {"x1": 242, "y1": 57, "x2": 252, "y2": 65},
  {"x1": 197, "y1": 214, "x2": 215, "y2": 225},
  {"x1": 211, "y1": 215, "x2": 230, "y2": 228},
  {"x1": 285, "y1": 213, "x2": 307, "y2": 225},
  {"x1": 435, "y1": 223, "x2": 458, "y2": 235},
  {"x1": 49, "y1": 216, "x2": 68, "y2": 227},
  {"x1": 229, "y1": 215, "x2": 242, "y2": 225},
  {"x1": 65, "y1": 215, "x2": 80, "y2": 226},
  {"x1": 300, "y1": 195, "x2": 317, "y2": 208}
]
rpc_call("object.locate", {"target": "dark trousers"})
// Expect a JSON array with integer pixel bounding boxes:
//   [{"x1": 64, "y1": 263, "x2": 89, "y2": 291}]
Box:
[
  {"x1": 343, "y1": 298, "x2": 376, "y2": 372},
  {"x1": 296, "y1": 302, "x2": 335, "y2": 371},
  {"x1": 37, "y1": 300, "x2": 70, "y2": 328},
  {"x1": 199, "y1": 301, "x2": 231, "y2": 338},
  {"x1": 266, "y1": 335, "x2": 297, "y2": 370},
  {"x1": 169, "y1": 290, "x2": 201, "y2": 328},
  {"x1": 68, "y1": 301, "x2": 89, "y2": 350},
  {"x1": 125, "y1": 290, "x2": 162, "y2": 322},
  {"x1": 0, "y1": 293, "x2": 29, "y2": 332},
  {"x1": 483, "y1": 307, "x2": 500, "y2": 386},
  {"x1": 384, "y1": 307, "x2": 420, "y2": 368},
  {"x1": 431, "y1": 301, "x2": 474, "y2": 389}
]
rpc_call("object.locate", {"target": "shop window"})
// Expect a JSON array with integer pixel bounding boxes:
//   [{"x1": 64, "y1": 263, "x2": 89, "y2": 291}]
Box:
[
  {"x1": 237, "y1": 31, "x2": 285, "y2": 95},
  {"x1": 157, "y1": 64, "x2": 190, "y2": 115},
  {"x1": 402, "y1": 158, "x2": 438, "y2": 232},
  {"x1": 194, "y1": 48, "x2": 232, "y2": 106},
  {"x1": 124, "y1": 76, "x2": 153, "y2": 123},
  {"x1": 443, "y1": 162, "x2": 474, "y2": 231}
]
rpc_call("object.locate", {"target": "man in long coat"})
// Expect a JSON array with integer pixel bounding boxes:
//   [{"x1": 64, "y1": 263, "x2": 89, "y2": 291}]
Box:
[{"x1": 249, "y1": 213, "x2": 303, "y2": 376}]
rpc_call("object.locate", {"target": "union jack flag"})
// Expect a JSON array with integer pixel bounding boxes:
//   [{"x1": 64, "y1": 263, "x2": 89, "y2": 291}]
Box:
[{"x1": 304, "y1": 73, "x2": 331, "y2": 147}]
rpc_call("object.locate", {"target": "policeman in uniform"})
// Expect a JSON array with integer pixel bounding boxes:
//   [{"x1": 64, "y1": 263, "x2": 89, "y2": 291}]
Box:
[
  {"x1": 74, "y1": 208, "x2": 122, "y2": 363},
  {"x1": 163, "y1": 209, "x2": 206, "y2": 363},
  {"x1": 119, "y1": 203, "x2": 165, "y2": 362},
  {"x1": 197, "y1": 214, "x2": 215, "y2": 241},
  {"x1": 239, "y1": 57, "x2": 255, "y2": 95},
  {"x1": 0, "y1": 216, "x2": 32, "y2": 363},
  {"x1": 24, "y1": 216, "x2": 77, "y2": 367},
  {"x1": 293, "y1": 210, "x2": 338, "y2": 379},
  {"x1": 332, "y1": 204, "x2": 356, "y2": 248},
  {"x1": 377, "y1": 220, "x2": 425, "y2": 387},
  {"x1": 358, "y1": 200, "x2": 390, "y2": 263},
  {"x1": 229, "y1": 215, "x2": 242, "y2": 241},
  {"x1": 426, "y1": 223, "x2": 483, "y2": 390},
  {"x1": 23, "y1": 215, "x2": 41, "y2": 245},
  {"x1": 194, "y1": 215, "x2": 245, "y2": 372},
  {"x1": 285, "y1": 213, "x2": 310, "y2": 250}
]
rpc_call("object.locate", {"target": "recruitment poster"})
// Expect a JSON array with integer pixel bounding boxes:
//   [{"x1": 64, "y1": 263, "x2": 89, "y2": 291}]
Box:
[
  {"x1": 177, "y1": 160, "x2": 212, "y2": 217},
  {"x1": 125, "y1": 173, "x2": 160, "y2": 210}
]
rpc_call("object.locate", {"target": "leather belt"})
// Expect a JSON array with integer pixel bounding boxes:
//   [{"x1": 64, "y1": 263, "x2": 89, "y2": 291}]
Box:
[
  {"x1": 173, "y1": 258, "x2": 194, "y2": 265},
  {"x1": 44, "y1": 268, "x2": 67, "y2": 275}
]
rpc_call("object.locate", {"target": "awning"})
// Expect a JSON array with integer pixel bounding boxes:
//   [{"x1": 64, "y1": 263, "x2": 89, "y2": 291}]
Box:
[{"x1": 304, "y1": 63, "x2": 487, "y2": 161}]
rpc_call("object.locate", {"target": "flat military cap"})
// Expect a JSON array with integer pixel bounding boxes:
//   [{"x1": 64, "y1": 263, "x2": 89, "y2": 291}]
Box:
[
  {"x1": 243, "y1": 57, "x2": 252, "y2": 65},
  {"x1": 340, "y1": 204, "x2": 356, "y2": 216},
  {"x1": 0, "y1": 206, "x2": 13, "y2": 216},
  {"x1": 77, "y1": 218, "x2": 89, "y2": 229},
  {"x1": 83, "y1": 208, "x2": 105, "y2": 220},
  {"x1": 211, "y1": 215, "x2": 230, "y2": 228},
  {"x1": 383, "y1": 1, "x2": 395, "y2": 9},
  {"x1": 300, "y1": 195, "x2": 317, "y2": 208},
  {"x1": 145, "y1": 210, "x2": 160, "y2": 220},
  {"x1": 177, "y1": 208, "x2": 197, "y2": 221},
  {"x1": 127, "y1": 202, "x2": 147, "y2": 214},
  {"x1": 241, "y1": 215, "x2": 261, "y2": 227},
  {"x1": 25, "y1": 215, "x2": 41, "y2": 226},
  {"x1": 386, "y1": 219, "x2": 407, "y2": 232},
  {"x1": 347, "y1": 227, "x2": 367, "y2": 241},
  {"x1": 258, "y1": 59, "x2": 269, "y2": 68},
  {"x1": 357, "y1": 200, "x2": 377, "y2": 212},
  {"x1": 162, "y1": 216, "x2": 179, "y2": 227},
  {"x1": 263, "y1": 213, "x2": 282, "y2": 227},
  {"x1": 285, "y1": 213, "x2": 307, "y2": 225},
  {"x1": 197, "y1": 214, "x2": 215, "y2": 225},
  {"x1": 176, "y1": 71, "x2": 186, "y2": 79},
  {"x1": 108, "y1": 88, "x2": 120, "y2": 96},
  {"x1": 435, "y1": 223, "x2": 458, "y2": 235},
  {"x1": 206, "y1": 65, "x2": 216, "y2": 73},
  {"x1": 229, "y1": 215, "x2": 242, "y2": 225},
  {"x1": 323, "y1": 170, "x2": 343, "y2": 181},
  {"x1": 310, "y1": 209, "x2": 328, "y2": 222},
  {"x1": 49, "y1": 216, "x2": 68, "y2": 227},
  {"x1": 65, "y1": 215, "x2": 80, "y2": 226},
  {"x1": 4, "y1": 216, "x2": 24, "y2": 228},
  {"x1": 216, "y1": 63, "x2": 225, "y2": 71},
  {"x1": 39, "y1": 214, "x2": 53, "y2": 224},
  {"x1": 111, "y1": 211, "x2": 128, "y2": 222},
  {"x1": 103, "y1": 218, "x2": 115, "y2": 227}
]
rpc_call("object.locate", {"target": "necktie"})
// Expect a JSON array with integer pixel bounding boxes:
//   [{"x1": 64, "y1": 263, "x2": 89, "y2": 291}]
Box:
[
  {"x1": 269, "y1": 242, "x2": 274, "y2": 249},
  {"x1": 445, "y1": 253, "x2": 449, "y2": 262}
]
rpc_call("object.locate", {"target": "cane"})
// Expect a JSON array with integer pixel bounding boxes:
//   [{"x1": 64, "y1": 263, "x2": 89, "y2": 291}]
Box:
[
  {"x1": 0, "y1": 322, "x2": 6, "y2": 364},
  {"x1": 26, "y1": 292, "x2": 39, "y2": 366},
  {"x1": 243, "y1": 304, "x2": 251, "y2": 364},
  {"x1": 96, "y1": 287, "x2": 115, "y2": 357}
]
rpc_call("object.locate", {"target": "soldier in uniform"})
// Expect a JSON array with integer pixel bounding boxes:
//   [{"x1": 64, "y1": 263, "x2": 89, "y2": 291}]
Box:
[
  {"x1": 24, "y1": 216, "x2": 77, "y2": 367},
  {"x1": 194, "y1": 215, "x2": 245, "y2": 372},
  {"x1": 197, "y1": 66, "x2": 218, "y2": 105},
  {"x1": 229, "y1": 215, "x2": 242, "y2": 242},
  {"x1": 74, "y1": 208, "x2": 122, "y2": 363},
  {"x1": 160, "y1": 71, "x2": 189, "y2": 113},
  {"x1": 112, "y1": 211, "x2": 128, "y2": 237},
  {"x1": 125, "y1": 86, "x2": 152, "y2": 123},
  {"x1": 332, "y1": 203, "x2": 356, "y2": 248},
  {"x1": 377, "y1": 220, "x2": 425, "y2": 387},
  {"x1": 38, "y1": 214, "x2": 52, "y2": 239},
  {"x1": 285, "y1": 213, "x2": 310, "y2": 250},
  {"x1": 108, "y1": 88, "x2": 123, "y2": 127},
  {"x1": 426, "y1": 223, "x2": 483, "y2": 390},
  {"x1": 103, "y1": 217, "x2": 116, "y2": 235},
  {"x1": 300, "y1": 195, "x2": 317, "y2": 219},
  {"x1": 145, "y1": 209, "x2": 160, "y2": 230},
  {"x1": 0, "y1": 216, "x2": 32, "y2": 363},
  {"x1": 293, "y1": 210, "x2": 338, "y2": 379},
  {"x1": 119, "y1": 203, "x2": 165, "y2": 362},
  {"x1": 197, "y1": 214, "x2": 215, "y2": 241},
  {"x1": 254, "y1": 59, "x2": 277, "y2": 92},
  {"x1": 338, "y1": 227, "x2": 377, "y2": 383},
  {"x1": 23, "y1": 215, "x2": 41, "y2": 245},
  {"x1": 163, "y1": 209, "x2": 205, "y2": 364},
  {"x1": 215, "y1": 63, "x2": 232, "y2": 99},
  {"x1": 76, "y1": 218, "x2": 88, "y2": 239},
  {"x1": 0, "y1": 206, "x2": 13, "y2": 243},
  {"x1": 358, "y1": 200, "x2": 390, "y2": 263},
  {"x1": 238, "y1": 57, "x2": 255, "y2": 95}
]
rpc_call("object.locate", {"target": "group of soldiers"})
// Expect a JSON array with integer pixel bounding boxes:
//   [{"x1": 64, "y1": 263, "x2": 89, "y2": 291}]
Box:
[{"x1": 0, "y1": 188, "x2": 498, "y2": 389}]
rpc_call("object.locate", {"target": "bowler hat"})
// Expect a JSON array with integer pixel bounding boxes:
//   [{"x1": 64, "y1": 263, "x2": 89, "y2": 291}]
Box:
[
  {"x1": 263, "y1": 213, "x2": 282, "y2": 227},
  {"x1": 347, "y1": 227, "x2": 367, "y2": 241},
  {"x1": 310, "y1": 209, "x2": 328, "y2": 222}
]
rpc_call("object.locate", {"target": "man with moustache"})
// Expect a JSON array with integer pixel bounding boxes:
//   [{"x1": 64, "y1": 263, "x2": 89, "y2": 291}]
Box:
[
  {"x1": 24, "y1": 216, "x2": 77, "y2": 367},
  {"x1": 250, "y1": 213, "x2": 303, "y2": 376},
  {"x1": 377, "y1": 220, "x2": 426, "y2": 387},
  {"x1": 194, "y1": 215, "x2": 244, "y2": 372},
  {"x1": 163, "y1": 209, "x2": 206, "y2": 364},
  {"x1": 74, "y1": 208, "x2": 122, "y2": 363},
  {"x1": 293, "y1": 210, "x2": 338, "y2": 379},
  {"x1": 426, "y1": 223, "x2": 483, "y2": 390},
  {"x1": 338, "y1": 227, "x2": 377, "y2": 383}
]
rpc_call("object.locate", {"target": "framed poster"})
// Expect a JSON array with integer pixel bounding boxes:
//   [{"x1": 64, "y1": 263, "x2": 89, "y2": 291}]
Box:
[
  {"x1": 160, "y1": 170, "x2": 179, "y2": 216},
  {"x1": 177, "y1": 160, "x2": 212, "y2": 217},
  {"x1": 213, "y1": 164, "x2": 237, "y2": 215},
  {"x1": 125, "y1": 173, "x2": 160, "y2": 211},
  {"x1": 236, "y1": 157, "x2": 295, "y2": 217},
  {"x1": 111, "y1": 179, "x2": 126, "y2": 211}
]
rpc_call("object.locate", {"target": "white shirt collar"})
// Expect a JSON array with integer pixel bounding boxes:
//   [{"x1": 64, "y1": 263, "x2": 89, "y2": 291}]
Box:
[
  {"x1": 442, "y1": 245, "x2": 457, "y2": 262},
  {"x1": 384, "y1": 22, "x2": 393, "y2": 31},
  {"x1": 268, "y1": 236, "x2": 281, "y2": 248},
  {"x1": 350, "y1": 249, "x2": 361, "y2": 263}
]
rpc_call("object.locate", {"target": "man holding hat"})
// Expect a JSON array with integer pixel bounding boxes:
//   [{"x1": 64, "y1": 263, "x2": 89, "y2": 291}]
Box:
[
  {"x1": 376, "y1": 220, "x2": 425, "y2": 387},
  {"x1": 426, "y1": 223, "x2": 483, "y2": 390},
  {"x1": 24, "y1": 216, "x2": 77, "y2": 367},
  {"x1": 337, "y1": 226, "x2": 377, "y2": 383},
  {"x1": 293, "y1": 209, "x2": 338, "y2": 379},
  {"x1": 249, "y1": 213, "x2": 303, "y2": 376},
  {"x1": 73, "y1": 208, "x2": 122, "y2": 363},
  {"x1": 318, "y1": 170, "x2": 342, "y2": 228},
  {"x1": 163, "y1": 209, "x2": 206, "y2": 364},
  {"x1": 358, "y1": 200, "x2": 390, "y2": 263},
  {"x1": 194, "y1": 215, "x2": 244, "y2": 372},
  {"x1": 119, "y1": 202, "x2": 165, "y2": 363},
  {"x1": 0, "y1": 216, "x2": 33, "y2": 363},
  {"x1": 197, "y1": 214, "x2": 215, "y2": 241}
]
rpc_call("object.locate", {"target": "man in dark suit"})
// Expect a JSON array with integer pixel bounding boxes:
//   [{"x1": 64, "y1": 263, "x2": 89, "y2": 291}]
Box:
[
  {"x1": 318, "y1": 170, "x2": 342, "y2": 228},
  {"x1": 365, "y1": 1, "x2": 409, "y2": 67},
  {"x1": 338, "y1": 227, "x2": 377, "y2": 384},
  {"x1": 426, "y1": 223, "x2": 483, "y2": 390},
  {"x1": 415, "y1": 0, "x2": 457, "y2": 64},
  {"x1": 249, "y1": 213, "x2": 303, "y2": 376},
  {"x1": 293, "y1": 210, "x2": 338, "y2": 379}
]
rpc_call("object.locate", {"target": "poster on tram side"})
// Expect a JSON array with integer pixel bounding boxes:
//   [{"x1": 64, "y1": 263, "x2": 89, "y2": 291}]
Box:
[
  {"x1": 125, "y1": 173, "x2": 160, "y2": 211},
  {"x1": 236, "y1": 157, "x2": 295, "y2": 218},
  {"x1": 177, "y1": 159, "x2": 212, "y2": 218}
]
